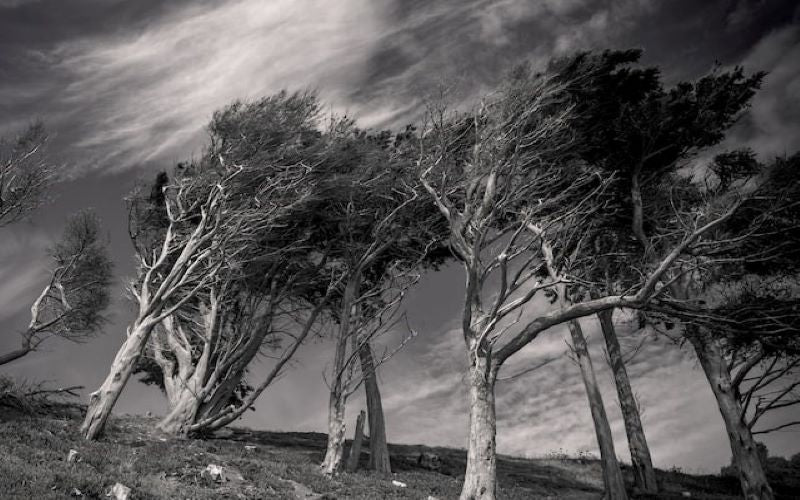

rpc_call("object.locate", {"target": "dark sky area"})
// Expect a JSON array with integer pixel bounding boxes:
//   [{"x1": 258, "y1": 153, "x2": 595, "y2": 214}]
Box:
[{"x1": 1, "y1": 0, "x2": 799, "y2": 472}]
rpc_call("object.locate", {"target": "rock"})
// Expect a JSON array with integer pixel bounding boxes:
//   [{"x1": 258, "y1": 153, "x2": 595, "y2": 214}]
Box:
[
  {"x1": 416, "y1": 451, "x2": 442, "y2": 471},
  {"x1": 107, "y1": 483, "x2": 131, "y2": 500},
  {"x1": 427, "y1": 496, "x2": 441, "y2": 500},
  {"x1": 681, "y1": 492, "x2": 692, "y2": 498},
  {"x1": 392, "y1": 480, "x2": 407, "y2": 488},
  {"x1": 244, "y1": 445, "x2": 257, "y2": 452},
  {"x1": 201, "y1": 464, "x2": 245, "y2": 484},
  {"x1": 145, "y1": 411, "x2": 153, "y2": 417},
  {"x1": 67, "y1": 449, "x2": 80, "y2": 463},
  {"x1": 71, "y1": 487, "x2": 83, "y2": 497},
  {"x1": 202, "y1": 464, "x2": 225, "y2": 482}
]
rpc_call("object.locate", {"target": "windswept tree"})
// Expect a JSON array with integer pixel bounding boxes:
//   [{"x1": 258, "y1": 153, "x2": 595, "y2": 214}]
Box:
[
  {"x1": 0, "y1": 210, "x2": 113, "y2": 366},
  {"x1": 544, "y1": 50, "x2": 765, "y2": 495},
  {"x1": 0, "y1": 123, "x2": 55, "y2": 227},
  {"x1": 648, "y1": 152, "x2": 800, "y2": 500},
  {"x1": 416, "y1": 57, "x2": 771, "y2": 500},
  {"x1": 81, "y1": 139, "x2": 315, "y2": 439},
  {"x1": 313, "y1": 121, "x2": 445, "y2": 475},
  {"x1": 131, "y1": 93, "x2": 342, "y2": 436}
]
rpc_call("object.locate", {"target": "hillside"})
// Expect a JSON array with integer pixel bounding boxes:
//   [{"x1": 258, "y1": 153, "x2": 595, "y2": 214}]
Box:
[{"x1": 3, "y1": 411, "x2": 786, "y2": 500}]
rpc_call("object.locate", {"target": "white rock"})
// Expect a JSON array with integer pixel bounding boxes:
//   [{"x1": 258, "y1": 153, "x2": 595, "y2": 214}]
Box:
[
  {"x1": 392, "y1": 480, "x2": 407, "y2": 488},
  {"x1": 71, "y1": 487, "x2": 83, "y2": 497},
  {"x1": 67, "y1": 449, "x2": 80, "y2": 463},
  {"x1": 107, "y1": 483, "x2": 131, "y2": 500},
  {"x1": 244, "y1": 445, "x2": 257, "y2": 452},
  {"x1": 202, "y1": 464, "x2": 225, "y2": 482}
]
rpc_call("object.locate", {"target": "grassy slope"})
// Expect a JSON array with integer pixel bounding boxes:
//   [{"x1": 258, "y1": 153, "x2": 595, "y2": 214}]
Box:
[{"x1": 0, "y1": 412, "x2": 773, "y2": 499}]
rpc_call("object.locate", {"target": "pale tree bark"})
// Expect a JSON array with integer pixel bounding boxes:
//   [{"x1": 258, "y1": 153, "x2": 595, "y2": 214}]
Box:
[
  {"x1": 321, "y1": 275, "x2": 359, "y2": 475},
  {"x1": 346, "y1": 410, "x2": 366, "y2": 472},
  {"x1": 568, "y1": 320, "x2": 628, "y2": 500},
  {"x1": 597, "y1": 310, "x2": 658, "y2": 494},
  {"x1": 460, "y1": 350, "x2": 498, "y2": 500},
  {"x1": 81, "y1": 320, "x2": 156, "y2": 439},
  {"x1": 359, "y1": 343, "x2": 391, "y2": 474},
  {"x1": 689, "y1": 333, "x2": 774, "y2": 500}
]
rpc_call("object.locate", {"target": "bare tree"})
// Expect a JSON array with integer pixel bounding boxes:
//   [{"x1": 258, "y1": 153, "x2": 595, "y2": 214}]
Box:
[
  {"x1": 0, "y1": 123, "x2": 55, "y2": 227},
  {"x1": 416, "y1": 59, "x2": 769, "y2": 500},
  {"x1": 0, "y1": 210, "x2": 112, "y2": 366}
]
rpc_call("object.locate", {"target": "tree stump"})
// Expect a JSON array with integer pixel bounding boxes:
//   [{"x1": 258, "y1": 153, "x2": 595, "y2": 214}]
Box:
[{"x1": 346, "y1": 410, "x2": 366, "y2": 472}]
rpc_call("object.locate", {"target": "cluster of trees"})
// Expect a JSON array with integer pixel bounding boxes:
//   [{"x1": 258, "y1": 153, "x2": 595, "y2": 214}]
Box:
[{"x1": 3, "y1": 48, "x2": 797, "y2": 500}]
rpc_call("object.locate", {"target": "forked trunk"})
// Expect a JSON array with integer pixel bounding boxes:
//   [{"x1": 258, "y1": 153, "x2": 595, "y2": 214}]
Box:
[
  {"x1": 569, "y1": 320, "x2": 628, "y2": 500},
  {"x1": 597, "y1": 310, "x2": 658, "y2": 493},
  {"x1": 81, "y1": 320, "x2": 155, "y2": 440},
  {"x1": 156, "y1": 388, "x2": 203, "y2": 437},
  {"x1": 690, "y1": 334, "x2": 774, "y2": 500},
  {"x1": 460, "y1": 352, "x2": 497, "y2": 500},
  {"x1": 359, "y1": 343, "x2": 391, "y2": 474}
]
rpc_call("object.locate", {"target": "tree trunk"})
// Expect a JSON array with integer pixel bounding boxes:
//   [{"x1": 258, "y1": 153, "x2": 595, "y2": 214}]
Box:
[
  {"x1": 460, "y1": 352, "x2": 498, "y2": 500},
  {"x1": 0, "y1": 345, "x2": 32, "y2": 366},
  {"x1": 690, "y1": 334, "x2": 774, "y2": 500},
  {"x1": 597, "y1": 310, "x2": 658, "y2": 494},
  {"x1": 346, "y1": 410, "x2": 366, "y2": 472},
  {"x1": 81, "y1": 320, "x2": 155, "y2": 440},
  {"x1": 359, "y1": 343, "x2": 391, "y2": 474},
  {"x1": 321, "y1": 380, "x2": 348, "y2": 474},
  {"x1": 569, "y1": 320, "x2": 628, "y2": 500},
  {"x1": 156, "y1": 387, "x2": 202, "y2": 437}
]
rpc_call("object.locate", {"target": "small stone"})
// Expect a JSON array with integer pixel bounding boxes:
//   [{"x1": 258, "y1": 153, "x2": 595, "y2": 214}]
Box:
[
  {"x1": 392, "y1": 480, "x2": 407, "y2": 488},
  {"x1": 244, "y1": 445, "x2": 257, "y2": 452},
  {"x1": 145, "y1": 411, "x2": 153, "y2": 417},
  {"x1": 681, "y1": 492, "x2": 692, "y2": 498},
  {"x1": 202, "y1": 464, "x2": 225, "y2": 482},
  {"x1": 107, "y1": 482, "x2": 131, "y2": 500},
  {"x1": 67, "y1": 449, "x2": 80, "y2": 463},
  {"x1": 71, "y1": 487, "x2": 83, "y2": 497}
]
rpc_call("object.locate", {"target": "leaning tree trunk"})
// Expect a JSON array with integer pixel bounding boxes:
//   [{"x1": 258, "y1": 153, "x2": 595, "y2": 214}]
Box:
[
  {"x1": 359, "y1": 343, "x2": 391, "y2": 474},
  {"x1": 0, "y1": 345, "x2": 32, "y2": 366},
  {"x1": 81, "y1": 320, "x2": 156, "y2": 440},
  {"x1": 690, "y1": 334, "x2": 774, "y2": 500},
  {"x1": 460, "y1": 350, "x2": 498, "y2": 500},
  {"x1": 597, "y1": 310, "x2": 658, "y2": 494},
  {"x1": 569, "y1": 320, "x2": 628, "y2": 500}
]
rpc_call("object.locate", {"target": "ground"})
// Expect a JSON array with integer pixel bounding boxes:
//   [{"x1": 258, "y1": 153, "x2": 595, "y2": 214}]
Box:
[{"x1": 0, "y1": 411, "x2": 794, "y2": 499}]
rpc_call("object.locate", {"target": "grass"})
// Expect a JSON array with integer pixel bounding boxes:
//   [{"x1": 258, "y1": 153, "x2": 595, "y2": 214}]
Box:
[{"x1": 0, "y1": 410, "x2": 793, "y2": 499}]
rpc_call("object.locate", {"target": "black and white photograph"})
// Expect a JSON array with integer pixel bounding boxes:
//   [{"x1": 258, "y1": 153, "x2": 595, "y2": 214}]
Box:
[{"x1": 1, "y1": 1, "x2": 799, "y2": 498}]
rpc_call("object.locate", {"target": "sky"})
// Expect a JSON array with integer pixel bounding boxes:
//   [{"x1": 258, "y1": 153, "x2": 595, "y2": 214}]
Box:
[{"x1": 1, "y1": 0, "x2": 799, "y2": 473}]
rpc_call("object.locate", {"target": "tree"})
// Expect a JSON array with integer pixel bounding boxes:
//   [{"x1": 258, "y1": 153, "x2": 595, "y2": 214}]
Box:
[
  {"x1": 647, "y1": 152, "x2": 800, "y2": 500},
  {"x1": 416, "y1": 57, "x2": 768, "y2": 500},
  {"x1": 126, "y1": 93, "x2": 338, "y2": 437},
  {"x1": 0, "y1": 123, "x2": 55, "y2": 227},
  {"x1": 546, "y1": 50, "x2": 765, "y2": 496},
  {"x1": 313, "y1": 120, "x2": 444, "y2": 475},
  {"x1": 0, "y1": 210, "x2": 113, "y2": 366}
]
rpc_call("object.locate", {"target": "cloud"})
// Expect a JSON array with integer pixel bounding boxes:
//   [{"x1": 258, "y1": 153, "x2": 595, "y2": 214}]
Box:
[
  {"x1": 46, "y1": 0, "x2": 392, "y2": 170},
  {"x1": 732, "y1": 24, "x2": 800, "y2": 157}
]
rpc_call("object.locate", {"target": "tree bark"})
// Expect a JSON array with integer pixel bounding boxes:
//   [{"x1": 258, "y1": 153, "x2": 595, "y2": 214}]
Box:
[
  {"x1": 0, "y1": 345, "x2": 32, "y2": 366},
  {"x1": 346, "y1": 410, "x2": 366, "y2": 472},
  {"x1": 359, "y1": 343, "x2": 391, "y2": 474},
  {"x1": 156, "y1": 387, "x2": 202, "y2": 437},
  {"x1": 569, "y1": 320, "x2": 628, "y2": 500},
  {"x1": 690, "y1": 333, "x2": 774, "y2": 500},
  {"x1": 460, "y1": 351, "x2": 498, "y2": 500},
  {"x1": 81, "y1": 320, "x2": 155, "y2": 440},
  {"x1": 597, "y1": 310, "x2": 658, "y2": 494}
]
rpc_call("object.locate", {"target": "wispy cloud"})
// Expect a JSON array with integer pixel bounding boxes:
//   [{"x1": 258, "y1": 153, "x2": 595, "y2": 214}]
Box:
[{"x1": 48, "y1": 0, "x2": 391, "y2": 170}]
